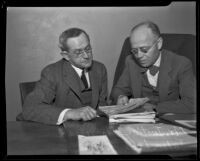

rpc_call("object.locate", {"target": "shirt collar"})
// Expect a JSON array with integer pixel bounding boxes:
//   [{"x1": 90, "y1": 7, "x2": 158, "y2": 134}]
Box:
[
  {"x1": 71, "y1": 64, "x2": 84, "y2": 77},
  {"x1": 154, "y1": 52, "x2": 161, "y2": 67}
]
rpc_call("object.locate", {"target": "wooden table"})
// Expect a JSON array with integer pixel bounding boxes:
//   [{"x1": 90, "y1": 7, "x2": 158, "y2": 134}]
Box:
[{"x1": 6, "y1": 115, "x2": 197, "y2": 159}]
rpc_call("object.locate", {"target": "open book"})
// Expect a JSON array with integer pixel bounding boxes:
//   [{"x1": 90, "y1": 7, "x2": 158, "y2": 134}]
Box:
[{"x1": 114, "y1": 123, "x2": 197, "y2": 154}]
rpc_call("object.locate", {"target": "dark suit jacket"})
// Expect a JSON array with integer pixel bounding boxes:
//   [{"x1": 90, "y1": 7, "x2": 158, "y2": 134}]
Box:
[
  {"x1": 22, "y1": 59, "x2": 108, "y2": 125},
  {"x1": 111, "y1": 49, "x2": 196, "y2": 114}
]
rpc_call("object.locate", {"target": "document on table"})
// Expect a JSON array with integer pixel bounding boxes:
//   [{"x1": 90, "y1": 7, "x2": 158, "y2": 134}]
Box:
[
  {"x1": 99, "y1": 97, "x2": 149, "y2": 116},
  {"x1": 78, "y1": 135, "x2": 117, "y2": 155},
  {"x1": 109, "y1": 111, "x2": 156, "y2": 123},
  {"x1": 175, "y1": 120, "x2": 196, "y2": 129},
  {"x1": 114, "y1": 123, "x2": 197, "y2": 154}
]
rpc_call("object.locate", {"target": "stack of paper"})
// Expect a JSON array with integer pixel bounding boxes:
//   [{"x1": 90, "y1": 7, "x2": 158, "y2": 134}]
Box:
[
  {"x1": 109, "y1": 111, "x2": 156, "y2": 123},
  {"x1": 114, "y1": 123, "x2": 197, "y2": 154},
  {"x1": 99, "y1": 97, "x2": 149, "y2": 116}
]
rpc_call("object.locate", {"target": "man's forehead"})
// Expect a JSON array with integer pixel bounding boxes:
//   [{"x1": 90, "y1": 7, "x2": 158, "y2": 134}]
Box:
[
  {"x1": 131, "y1": 27, "x2": 154, "y2": 44},
  {"x1": 66, "y1": 33, "x2": 89, "y2": 50}
]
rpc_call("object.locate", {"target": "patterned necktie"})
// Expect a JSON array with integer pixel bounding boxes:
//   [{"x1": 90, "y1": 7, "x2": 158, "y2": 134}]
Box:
[
  {"x1": 149, "y1": 65, "x2": 159, "y2": 76},
  {"x1": 81, "y1": 70, "x2": 88, "y2": 89}
]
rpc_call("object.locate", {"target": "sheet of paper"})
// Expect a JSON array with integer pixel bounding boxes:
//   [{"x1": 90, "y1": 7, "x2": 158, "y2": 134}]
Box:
[
  {"x1": 111, "y1": 111, "x2": 155, "y2": 117},
  {"x1": 78, "y1": 135, "x2": 117, "y2": 155},
  {"x1": 109, "y1": 111, "x2": 156, "y2": 123},
  {"x1": 110, "y1": 112, "x2": 156, "y2": 119},
  {"x1": 110, "y1": 118, "x2": 156, "y2": 123},
  {"x1": 99, "y1": 97, "x2": 149, "y2": 116},
  {"x1": 175, "y1": 120, "x2": 196, "y2": 129}
]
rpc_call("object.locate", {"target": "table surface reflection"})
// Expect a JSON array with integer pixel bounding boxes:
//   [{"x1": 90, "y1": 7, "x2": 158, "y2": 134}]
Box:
[{"x1": 7, "y1": 115, "x2": 197, "y2": 158}]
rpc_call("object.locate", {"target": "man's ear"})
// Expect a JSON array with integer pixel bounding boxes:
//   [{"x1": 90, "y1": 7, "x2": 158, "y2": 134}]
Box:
[
  {"x1": 61, "y1": 51, "x2": 70, "y2": 60},
  {"x1": 157, "y1": 37, "x2": 163, "y2": 50}
]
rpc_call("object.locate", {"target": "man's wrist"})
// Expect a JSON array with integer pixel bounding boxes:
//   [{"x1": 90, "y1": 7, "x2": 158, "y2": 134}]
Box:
[
  {"x1": 57, "y1": 108, "x2": 71, "y2": 125},
  {"x1": 63, "y1": 109, "x2": 72, "y2": 121}
]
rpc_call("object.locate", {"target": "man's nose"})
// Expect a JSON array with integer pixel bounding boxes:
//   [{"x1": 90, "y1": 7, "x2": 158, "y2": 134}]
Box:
[
  {"x1": 82, "y1": 51, "x2": 89, "y2": 58},
  {"x1": 137, "y1": 50, "x2": 144, "y2": 58}
]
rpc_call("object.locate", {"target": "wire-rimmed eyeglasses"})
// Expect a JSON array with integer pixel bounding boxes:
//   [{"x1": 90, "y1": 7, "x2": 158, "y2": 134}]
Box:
[{"x1": 131, "y1": 37, "x2": 160, "y2": 56}]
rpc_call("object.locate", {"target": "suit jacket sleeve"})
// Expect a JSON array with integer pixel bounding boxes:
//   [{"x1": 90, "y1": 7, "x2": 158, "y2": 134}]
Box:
[
  {"x1": 157, "y1": 58, "x2": 196, "y2": 114},
  {"x1": 98, "y1": 64, "x2": 108, "y2": 106},
  {"x1": 22, "y1": 66, "x2": 63, "y2": 125},
  {"x1": 110, "y1": 58, "x2": 133, "y2": 104}
]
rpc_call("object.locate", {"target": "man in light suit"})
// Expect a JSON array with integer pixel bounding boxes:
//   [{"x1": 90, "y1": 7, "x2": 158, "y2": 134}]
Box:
[
  {"x1": 22, "y1": 28, "x2": 108, "y2": 125},
  {"x1": 111, "y1": 21, "x2": 196, "y2": 115}
]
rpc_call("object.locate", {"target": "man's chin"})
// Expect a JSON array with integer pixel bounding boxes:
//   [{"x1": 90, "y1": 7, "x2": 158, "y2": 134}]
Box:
[
  {"x1": 83, "y1": 61, "x2": 92, "y2": 69},
  {"x1": 140, "y1": 63, "x2": 150, "y2": 68}
]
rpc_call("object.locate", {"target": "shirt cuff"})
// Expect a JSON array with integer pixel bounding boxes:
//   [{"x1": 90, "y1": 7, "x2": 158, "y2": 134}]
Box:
[{"x1": 56, "y1": 108, "x2": 71, "y2": 125}]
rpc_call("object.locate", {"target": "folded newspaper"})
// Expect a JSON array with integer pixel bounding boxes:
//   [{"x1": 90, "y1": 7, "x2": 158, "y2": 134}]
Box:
[{"x1": 99, "y1": 97, "x2": 149, "y2": 116}]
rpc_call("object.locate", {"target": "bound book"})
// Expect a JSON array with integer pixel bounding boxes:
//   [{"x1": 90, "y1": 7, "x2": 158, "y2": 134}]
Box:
[{"x1": 114, "y1": 123, "x2": 197, "y2": 154}]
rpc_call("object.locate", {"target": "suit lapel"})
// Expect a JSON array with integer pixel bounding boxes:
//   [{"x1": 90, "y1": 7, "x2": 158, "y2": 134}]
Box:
[
  {"x1": 89, "y1": 67, "x2": 99, "y2": 109},
  {"x1": 158, "y1": 50, "x2": 172, "y2": 101},
  {"x1": 62, "y1": 60, "x2": 82, "y2": 98},
  {"x1": 130, "y1": 60, "x2": 142, "y2": 97}
]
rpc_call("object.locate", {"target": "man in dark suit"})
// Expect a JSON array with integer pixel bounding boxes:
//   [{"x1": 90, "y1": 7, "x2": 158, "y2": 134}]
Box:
[
  {"x1": 22, "y1": 28, "x2": 108, "y2": 125},
  {"x1": 111, "y1": 21, "x2": 196, "y2": 115}
]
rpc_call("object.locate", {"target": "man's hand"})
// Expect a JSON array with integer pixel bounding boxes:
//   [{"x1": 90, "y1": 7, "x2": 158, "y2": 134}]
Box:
[
  {"x1": 64, "y1": 106, "x2": 97, "y2": 121},
  {"x1": 141, "y1": 103, "x2": 156, "y2": 112},
  {"x1": 117, "y1": 95, "x2": 129, "y2": 105}
]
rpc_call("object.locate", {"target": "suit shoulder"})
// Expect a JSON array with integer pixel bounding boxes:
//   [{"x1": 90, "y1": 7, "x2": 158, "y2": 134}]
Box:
[
  {"x1": 164, "y1": 50, "x2": 192, "y2": 65},
  {"x1": 125, "y1": 55, "x2": 138, "y2": 66},
  {"x1": 41, "y1": 59, "x2": 63, "y2": 74},
  {"x1": 125, "y1": 55, "x2": 133, "y2": 61},
  {"x1": 93, "y1": 60, "x2": 106, "y2": 69}
]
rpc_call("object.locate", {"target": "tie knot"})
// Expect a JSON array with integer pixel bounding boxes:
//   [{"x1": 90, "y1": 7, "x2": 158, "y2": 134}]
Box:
[{"x1": 149, "y1": 65, "x2": 159, "y2": 76}]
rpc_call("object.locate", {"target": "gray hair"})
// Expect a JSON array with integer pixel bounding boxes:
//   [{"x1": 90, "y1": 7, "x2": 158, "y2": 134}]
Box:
[{"x1": 59, "y1": 28, "x2": 90, "y2": 51}]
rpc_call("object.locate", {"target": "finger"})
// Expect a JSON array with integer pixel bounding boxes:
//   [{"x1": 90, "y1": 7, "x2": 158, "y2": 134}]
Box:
[
  {"x1": 88, "y1": 107, "x2": 97, "y2": 115},
  {"x1": 85, "y1": 107, "x2": 96, "y2": 117},
  {"x1": 80, "y1": 112, "x2": 89, "y2": 121},
  {"x1": 120, "y1": 98, "x2": 128, "y2": 105},
  {"x1": 85, "y1": 109, "x2": 96, "y2": 119},
  {"x1": 128, "y1": 99, "x2": 137, "y2": 105},
  {"x1": 82, "y1": 112, "x2": 93, "y2": 121},
  {"x1": 81, "y1": 108, "x2": 95, "y2": 121},
  {"x1": 117, "y1": 96, "x2": 127, "y2": 105}
]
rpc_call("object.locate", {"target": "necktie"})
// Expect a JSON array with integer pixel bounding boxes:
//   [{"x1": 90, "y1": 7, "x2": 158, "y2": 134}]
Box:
[
  {"x1": 149, "y1": 65, "x2": 159, "y2": 76},
  {"x1": 81, "y1": 70, "x2": 88, "y2": 89}
]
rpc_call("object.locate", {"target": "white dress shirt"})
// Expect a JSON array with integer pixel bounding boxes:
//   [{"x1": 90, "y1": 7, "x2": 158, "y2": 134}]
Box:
[
  {"x1": 146, "y1": 53, "x2": 161, "y2": 87},
  {"x1": 56, "y1": 64, "x2": 90, "y2": 125}
]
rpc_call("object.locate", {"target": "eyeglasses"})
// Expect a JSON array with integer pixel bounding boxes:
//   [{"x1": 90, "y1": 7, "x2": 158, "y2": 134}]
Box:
[
  {"x1": 131, "y1": 38, "x2": 160, "y2": 56},
  {"x1": 69, "y1": 45, "x2": 92, "y2": 57}
]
